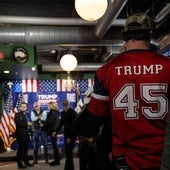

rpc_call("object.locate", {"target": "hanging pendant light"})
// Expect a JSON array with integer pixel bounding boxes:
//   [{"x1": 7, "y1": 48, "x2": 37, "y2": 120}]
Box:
[
  {"x1": 75, "y1": 0, "x2": 108, "y2": 21},
  {"x1": 60, "y1": 53, "x2": 77, "y2": 72}
]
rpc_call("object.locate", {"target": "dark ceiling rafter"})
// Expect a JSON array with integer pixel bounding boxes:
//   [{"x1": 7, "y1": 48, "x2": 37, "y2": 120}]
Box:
[
  {"x1": 0, "y1": 0, "x2": 127, "y2": 74},
  {"x1": 95, "y1": 0, "x2": 128, "y2": 38},
  {"x1": 0, "y1": 1, "x2": 168, "y2": 45}
]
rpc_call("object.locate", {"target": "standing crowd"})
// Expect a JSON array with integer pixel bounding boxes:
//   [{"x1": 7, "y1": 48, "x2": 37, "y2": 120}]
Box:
[
  {"x1": 14, "y1": 100, "x2": 78, "y2": 169},
  {"x1": 14, "y1": 11, "x2": 170, "y2": 170},
  {"x1": 14, "y1": 96, "x2": 113, "y2": 170}
]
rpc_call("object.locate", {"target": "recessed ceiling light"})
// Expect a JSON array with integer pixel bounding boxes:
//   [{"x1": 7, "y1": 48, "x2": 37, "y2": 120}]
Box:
[
  {"x1": 3, "y1": 70, "x2": 10, "y2": 74},
  {"x1": 32, "y1": 66, "x2": 36, "y2": 71},
  {"x1": 50, "y1": 49, "x2": 56, "y2": 54}
]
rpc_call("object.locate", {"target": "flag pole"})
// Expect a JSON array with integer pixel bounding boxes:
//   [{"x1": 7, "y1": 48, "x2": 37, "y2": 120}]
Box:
[
  {"x1": 7, "y1": 81, "x2": 13, "y2": 111},
  {"x1": 75, "y1": 83, "x2": 80, "y2": 103},
  {"x1": 74, "y1": 82, "x2": 84, "y2": 113},
  {"x1": 6, "y1": 81, "x2": 14, "y2": 152}
]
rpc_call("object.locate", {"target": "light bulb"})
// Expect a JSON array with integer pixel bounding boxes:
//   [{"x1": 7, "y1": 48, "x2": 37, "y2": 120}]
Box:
[{"x1": 60, "y1": 54, "x2": 77, "y2": 71}]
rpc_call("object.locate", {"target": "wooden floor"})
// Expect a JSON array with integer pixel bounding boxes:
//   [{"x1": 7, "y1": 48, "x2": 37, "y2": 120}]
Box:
[
  {"x1": 0, "y1": 158, "x2": 79, "y2": 170},
  {"x1": 0, "y1": 148, "x2": 79, "y2": 170}
]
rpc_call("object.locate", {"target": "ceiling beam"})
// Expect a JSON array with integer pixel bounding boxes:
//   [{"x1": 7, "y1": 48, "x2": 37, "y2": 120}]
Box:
[
  {"x1": 0, "y1": 15, "x2": 125, "y2": 26},
  {"x1": 42, "y1": 63, "x2": 102, "y2": 72},
  {"x1": 0, "y1": 25, "x2": 124, "y2": 45},
  {"x1": 95, "y1": 0, "x2": 128, "y2": 38}
]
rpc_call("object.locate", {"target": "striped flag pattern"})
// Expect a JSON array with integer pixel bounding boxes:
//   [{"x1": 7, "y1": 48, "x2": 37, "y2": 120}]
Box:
[
  {"x1": 56, "y1": 78, "x2": 94, "y2": 93},
  {"x1": 22, "y1": 79, "x2": 39, "y2": 92},
  {"x1": 56, "y1": 79, "x2": 75, "y2": 92},
  {"x1": 88, "y1": 78, "x2": 94, "y2": 87},
  {"x1": 14, "y1": 93, "x2": 25, "y2": 112},
  {"x1": 75, "y1": 79, "x2": 94, "y2": 93},
  {"x1": 0, "y1": 88, "x2": 15, "y2": 149},
  {"x1": 11, "y1": 80, "x2": 39, "y2": 93},
  {"x1": 5, "y1": 79, "x2": 93, "y2": 93}
]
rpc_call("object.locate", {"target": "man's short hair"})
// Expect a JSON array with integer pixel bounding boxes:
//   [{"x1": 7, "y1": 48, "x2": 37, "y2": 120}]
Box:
[
  {"x1": 21, "y1": 102, "x2": 27, "y2": 105},
  {"x1": 33, "y1": 102, "x2": 40, "y2": 108},
  {"x1": 62, "y1": 100, "x2": 69, "y2": 106}
]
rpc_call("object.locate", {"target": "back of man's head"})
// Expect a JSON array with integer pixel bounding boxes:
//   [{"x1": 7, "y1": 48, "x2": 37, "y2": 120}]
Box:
[{"x1": 122, "y1": 12, "x2": 153, "y2": 41}]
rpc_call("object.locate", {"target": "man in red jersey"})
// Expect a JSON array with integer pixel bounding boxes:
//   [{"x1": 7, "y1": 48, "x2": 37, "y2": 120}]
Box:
[{"x1": 78, "y1": 12, "x2": 170, "y2": 170}]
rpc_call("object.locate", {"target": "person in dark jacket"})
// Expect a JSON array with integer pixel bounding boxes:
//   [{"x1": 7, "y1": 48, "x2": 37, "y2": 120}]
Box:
[
  {"x1": 53, "y1": 99, "x2": 77, "y2": 170},
  {"x1": 14, "y1": 102, "x2": 33, "y2": 169},
  {"x1": 46, "y1": 101, "x2": 60, "y2": 166},
  {"x1": 72, "y1": 87, "x2": 98, "y2": 170},
  {"x1": 95, "y1": 115, "x2": 113, "y2": 170},
  {"x1": 72, "y1": 87, "x2": 113, "y2": 170}
]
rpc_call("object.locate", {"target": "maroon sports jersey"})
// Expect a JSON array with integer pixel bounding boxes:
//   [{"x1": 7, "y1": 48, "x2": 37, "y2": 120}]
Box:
[{"x1": 88, "y1": 49, "x2": 170, "y2": 169}]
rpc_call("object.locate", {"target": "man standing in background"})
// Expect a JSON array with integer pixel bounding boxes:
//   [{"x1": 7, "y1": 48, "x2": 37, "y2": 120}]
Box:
[
  {"x1": 15, "y1": 102, "x2": 33, "y2": 169},
  {"x1": 31, "y1": 102, "x2": 49, "y2": 164},
  {"x1": 53, "y1": 99, "x2": 77, "y2": 170}
]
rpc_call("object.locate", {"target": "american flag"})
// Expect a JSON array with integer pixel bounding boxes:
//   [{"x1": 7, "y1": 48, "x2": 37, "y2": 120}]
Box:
[
  {"x1": 75, "y1": 82, "x2": 81, "y2": 103},
  {"x1": 6, "y1": 79, "x2": 94, "y2": 93},
  {"x1": 39, "y1": 80, "x2": 56, "y2": 92},
  {"x1": 14, "y1": 93, "x2": 25, "y2": 112},
  {"x1": 74, "y1": 79, "x2": 94, "y2": 113},
  {"x1": 75, "y1": 79, "x2": 94, "y2": 93},
  {"x1": 0, "y1": 88, "x2": 16, "y2": 149},
  {"x1": 12, "y1": 80, "x2": 39, "y2": 93},
  {"x1": 22, "y1": 80, "x2": 39, "y2": 92},
  {"x1": 74, "y1": 83, "x2": 84, "y2": 113},
  {"x1": 12, "y1": 80, "x2": 22, "y2": 93},
  {"x1": 56, "y1": 79, "x2": 94, "y2": 93},
  {"x1": 56, "y1": 79, "x2": 74, "y2": 92}
]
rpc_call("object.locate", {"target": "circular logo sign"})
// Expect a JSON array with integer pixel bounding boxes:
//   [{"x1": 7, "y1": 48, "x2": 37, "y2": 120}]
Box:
[{"x1": 13, "y1": 46, "x2": 29, "y2": 63}]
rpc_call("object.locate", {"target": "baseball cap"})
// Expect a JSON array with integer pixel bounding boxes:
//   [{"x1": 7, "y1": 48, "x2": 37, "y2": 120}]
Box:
[{"x1": 124, "y1": 12, "x2": 153, "y2": 32}]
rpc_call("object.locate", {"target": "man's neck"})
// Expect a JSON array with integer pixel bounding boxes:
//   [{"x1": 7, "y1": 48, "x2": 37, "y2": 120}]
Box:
[
  {"x1": 126, "y1": 39, "x2": 150, "y2": 51},
  {"x1": 21, "y1": 111, "x2": 26, "y2": 114}
]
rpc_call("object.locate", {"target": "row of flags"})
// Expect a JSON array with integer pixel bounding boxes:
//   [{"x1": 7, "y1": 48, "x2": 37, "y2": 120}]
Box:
[
  {"x1": 0, "y1": 78, "x2": 94, "y2": 151},
  {"x1": 9, "y1": 79, "x2": 94, "y2": 93},
  {"x1": 0, "y1": 88, "x2": 24, "y2": 150}
]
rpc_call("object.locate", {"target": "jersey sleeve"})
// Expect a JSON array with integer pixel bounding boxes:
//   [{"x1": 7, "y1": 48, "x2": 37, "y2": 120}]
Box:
[{"x1": 88, "y1": 68, "x2": 110, "y2": 117}]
